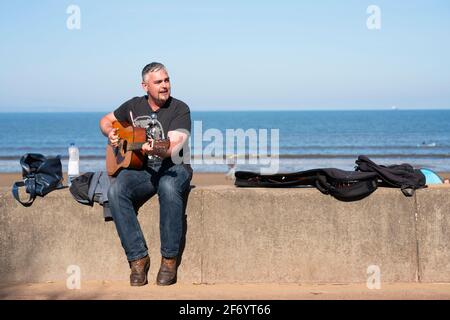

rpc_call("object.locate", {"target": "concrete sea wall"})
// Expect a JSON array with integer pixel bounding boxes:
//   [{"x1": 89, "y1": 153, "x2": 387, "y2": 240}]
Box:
[{"x1": 1, "y1": 185, "x2": 449, "y2": 284}]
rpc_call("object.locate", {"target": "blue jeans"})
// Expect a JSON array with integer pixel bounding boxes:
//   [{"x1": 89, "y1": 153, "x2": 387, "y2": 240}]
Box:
[{"x1": 108, "y1": 163, "x2": 192, "y2": 262}]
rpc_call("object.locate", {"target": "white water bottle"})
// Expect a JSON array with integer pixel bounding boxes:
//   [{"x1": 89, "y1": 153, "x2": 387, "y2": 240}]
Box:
[{"x1": 68, "y1": 142, "x2": 79, "y2": 186}]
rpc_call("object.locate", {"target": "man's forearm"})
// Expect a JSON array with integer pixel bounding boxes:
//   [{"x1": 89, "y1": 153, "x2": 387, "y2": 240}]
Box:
[
  {"x1": 165, "y1": 139, "x2": 188, "y2": 161},
  {"x1": 100, "y1": 119, "x2": 113, "y2": 137},
  {"x1": 162, "y1": 132, "x2": 189, "y2": 160}
]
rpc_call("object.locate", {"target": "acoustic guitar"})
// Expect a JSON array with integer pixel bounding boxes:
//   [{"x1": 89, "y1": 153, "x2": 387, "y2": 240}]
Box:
[{"x1": 106, "y1": 121, "x2": 170, "y2": 176}]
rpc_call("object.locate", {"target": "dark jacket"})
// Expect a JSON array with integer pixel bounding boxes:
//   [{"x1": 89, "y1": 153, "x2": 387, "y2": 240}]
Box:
[{"x1": 69, "y1": 171, "x2": 114, "y2": 221}]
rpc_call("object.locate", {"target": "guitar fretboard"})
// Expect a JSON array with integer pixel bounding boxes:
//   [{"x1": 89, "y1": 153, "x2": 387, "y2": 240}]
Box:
[{"x1": 126, "y1": 142, "x2": 145, "y2": 151}]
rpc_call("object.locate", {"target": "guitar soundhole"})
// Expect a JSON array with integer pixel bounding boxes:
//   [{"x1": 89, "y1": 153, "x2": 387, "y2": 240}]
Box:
[
  {"x1": 121, "y1": 140, "x2": 127, "y2": 154},
  {"x1": 113, "y1": 140, "x2": 126, "y2": 161}
]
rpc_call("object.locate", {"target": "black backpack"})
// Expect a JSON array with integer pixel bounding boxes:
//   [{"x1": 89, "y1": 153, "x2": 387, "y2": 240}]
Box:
[
  {"x1": 12, "y1": 153, "x2": 65, "y2": 207},
  {"x1": 355, "y1": 155, "x2": 426, "y2": 196},
  {"x1": 235, "y1": 168, "x2": 378, "y2": 202}
]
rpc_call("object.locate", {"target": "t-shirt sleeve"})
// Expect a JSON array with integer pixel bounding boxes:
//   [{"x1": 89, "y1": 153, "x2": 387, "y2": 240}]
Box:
[
  {"x1": 169, "y1": 104, "x2": 191, "y2": 134},
  {"x1": 113, "y1": 99, "x2": 132, "y2": 123}
]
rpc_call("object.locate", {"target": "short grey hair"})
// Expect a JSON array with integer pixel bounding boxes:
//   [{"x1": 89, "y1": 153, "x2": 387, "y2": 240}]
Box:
[{"x1": 141, "y1": 62, "x2": 167, "y2": 81}]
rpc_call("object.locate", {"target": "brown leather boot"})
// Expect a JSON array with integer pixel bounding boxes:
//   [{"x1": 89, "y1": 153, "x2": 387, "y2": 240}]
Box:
[
  {"x1": 156, "y1": 257, "x2": 178, "y2": 286},
  {"x1": 129, "y1": 255, "x2": 150, "y2": 286}
]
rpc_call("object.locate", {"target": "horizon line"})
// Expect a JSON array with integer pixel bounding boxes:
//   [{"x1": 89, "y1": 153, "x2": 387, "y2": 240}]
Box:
[{"x1": 1, "y1": 107, "x2": 450, "y2": 113}]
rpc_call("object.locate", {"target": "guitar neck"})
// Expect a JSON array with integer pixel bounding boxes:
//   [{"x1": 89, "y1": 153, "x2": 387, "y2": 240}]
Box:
[
  {"x1": 123, "y1": 139, "x2": 169, "y2": 152},
  {"x1": 126, "y1": 142, "x2": 145, "y2": 151}
]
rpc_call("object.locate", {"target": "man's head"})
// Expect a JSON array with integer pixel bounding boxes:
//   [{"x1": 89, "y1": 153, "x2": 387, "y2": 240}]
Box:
[{"x1": 141, "y1": 62, "x2": 171, "y2": 106}]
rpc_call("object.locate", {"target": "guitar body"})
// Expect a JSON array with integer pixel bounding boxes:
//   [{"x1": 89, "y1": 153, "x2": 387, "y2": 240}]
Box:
[{"x1": 106, "y1": 121, "x2": 147, "y2": 176}]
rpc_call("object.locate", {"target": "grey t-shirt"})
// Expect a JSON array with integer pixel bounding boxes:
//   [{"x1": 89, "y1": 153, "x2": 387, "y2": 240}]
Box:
[{"x1": 113, "y1": 95, "x2": 191, "y2": 168}]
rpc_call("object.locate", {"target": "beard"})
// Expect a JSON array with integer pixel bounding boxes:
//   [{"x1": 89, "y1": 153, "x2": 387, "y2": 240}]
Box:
[
  {"x1": 149, "y1": 90, "x2": 170, "y2": 106},
  {"x1": 158, "y1": 91, "x2": 169, "y2": 101}
]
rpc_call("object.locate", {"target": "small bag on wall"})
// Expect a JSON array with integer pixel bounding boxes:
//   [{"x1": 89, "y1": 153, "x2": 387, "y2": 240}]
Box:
[{"x1": 12, "y1": 153, "x2": 65, "y2": 207}]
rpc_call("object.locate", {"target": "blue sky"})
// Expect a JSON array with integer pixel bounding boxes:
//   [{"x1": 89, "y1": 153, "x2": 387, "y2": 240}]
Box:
[{"x1": 0, "y1": 0, "x2": 449, "y2": 112}]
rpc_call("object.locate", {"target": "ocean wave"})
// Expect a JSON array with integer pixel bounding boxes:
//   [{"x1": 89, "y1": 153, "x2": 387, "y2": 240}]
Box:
[
  {"x1": 279, "y1": 144, "x2": 446, "y2": 150},
  {"x1": 271, "y1": 153, "x2": 450, "y2": 159},
  {"x1": 3, "y1": 142, "x2": 447, "y2": 152}
]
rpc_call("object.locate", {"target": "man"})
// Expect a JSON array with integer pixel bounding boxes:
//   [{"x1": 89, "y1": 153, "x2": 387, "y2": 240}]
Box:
[{"x1": 99, "y1": 62, "x2": 192, "y2": 286}]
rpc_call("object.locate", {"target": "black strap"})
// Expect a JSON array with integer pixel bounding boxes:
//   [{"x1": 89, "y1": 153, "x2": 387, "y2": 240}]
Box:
[
  {"x1": 315, "y1": 174, "x2": 333, "y2": 195},
  {"x1": 12, "y1": 178, "x2": 36, "y2": 207}
]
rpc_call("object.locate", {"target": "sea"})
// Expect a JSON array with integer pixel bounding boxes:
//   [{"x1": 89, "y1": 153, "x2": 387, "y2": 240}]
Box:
[{"x1": 0, "y1": 110, "x2": 449, "y2": 174}]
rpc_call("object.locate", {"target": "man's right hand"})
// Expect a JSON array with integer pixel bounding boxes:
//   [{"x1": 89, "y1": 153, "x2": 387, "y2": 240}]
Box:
[{"x1": 108, "y1": 128, "x2": 119, "y2": 147}]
